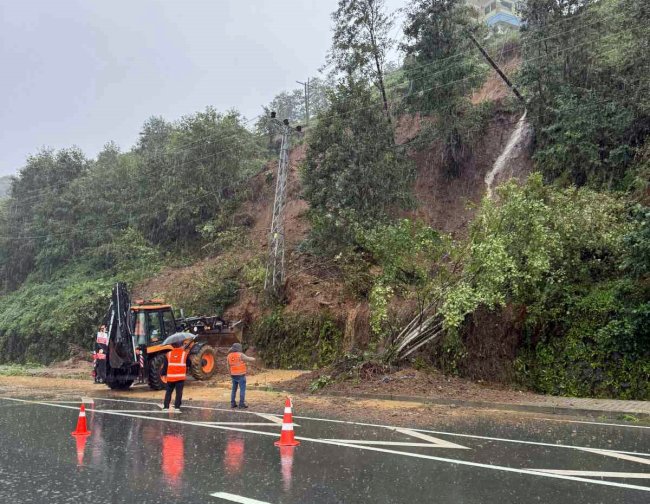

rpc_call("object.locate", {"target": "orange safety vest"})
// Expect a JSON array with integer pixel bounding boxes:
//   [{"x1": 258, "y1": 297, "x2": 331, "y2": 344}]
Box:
[
  {"x1": 166, "y1": 348, "x2": 187, "y2": 382},
  {"x1": 227, "y1": 352, "x2": 247, "y2": 375}
]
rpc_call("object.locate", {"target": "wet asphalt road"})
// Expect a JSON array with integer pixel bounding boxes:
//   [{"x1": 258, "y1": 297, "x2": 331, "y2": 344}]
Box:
[{"x1": 0, "y1": 395, "x2": 648, "y2": 503}]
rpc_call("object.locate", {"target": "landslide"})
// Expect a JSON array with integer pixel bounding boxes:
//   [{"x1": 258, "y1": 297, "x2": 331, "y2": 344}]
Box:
[
  {"x1": 126, "y1": 49, "x2": 533, "y2": 388},
  {"x1": 131, "y1": 94, "x2": 531, "y2": 388}
]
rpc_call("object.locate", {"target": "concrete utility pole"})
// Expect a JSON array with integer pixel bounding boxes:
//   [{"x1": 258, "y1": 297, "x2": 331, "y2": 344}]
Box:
[
  {"x1": 466, "y1": 31, "x2": 525, "y2": 104},
  {"x1": 296, "y1": 78, "x2": 310, "y2": 126},
  {"x1": 264, "y1": 113, "x2": 302, "y2": 294}
]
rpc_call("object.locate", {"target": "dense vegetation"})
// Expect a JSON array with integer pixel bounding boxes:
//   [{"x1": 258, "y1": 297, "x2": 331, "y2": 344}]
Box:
[
  {"x1": 0, "y1": 0, "x2": 647, "y2": 399},
  {"x1": 0, "y1": 110, "x2": 264, "y2": 362},
  {"x1": 298, "y1": 0, "x2": 649, "y2": 398}
]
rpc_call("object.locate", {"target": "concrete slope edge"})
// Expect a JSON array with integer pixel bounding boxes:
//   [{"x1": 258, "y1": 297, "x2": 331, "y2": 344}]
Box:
[{"x1": 210, "y1": 383, "x2": 649, "y2": 419}]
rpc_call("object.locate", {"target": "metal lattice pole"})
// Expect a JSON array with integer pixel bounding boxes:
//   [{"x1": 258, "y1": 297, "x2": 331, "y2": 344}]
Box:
[{"x1": 264, "y1": 121, "x2": 291, "y2": 293}]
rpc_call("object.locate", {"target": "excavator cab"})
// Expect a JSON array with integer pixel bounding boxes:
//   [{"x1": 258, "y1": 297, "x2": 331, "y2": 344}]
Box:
[{"x1": 130, "y1": 300, "x2": 177, "y2": 346}]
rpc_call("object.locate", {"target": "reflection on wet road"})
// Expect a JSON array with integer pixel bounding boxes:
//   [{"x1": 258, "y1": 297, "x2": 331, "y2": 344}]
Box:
[{"x1": 0, "y1": 395, "x2": 648, "y2": 503}]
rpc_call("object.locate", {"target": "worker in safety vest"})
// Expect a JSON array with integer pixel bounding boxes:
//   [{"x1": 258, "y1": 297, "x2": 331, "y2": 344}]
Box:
[
  {"x1": 227, "y1": 343, "x2": 255, "y2": 409},
  {"x1": 93, "y1": 325, "x2": 109, "y2": 383},
  {"x1": 161, "y1": 341, "x2": 187, "y2": 411}
]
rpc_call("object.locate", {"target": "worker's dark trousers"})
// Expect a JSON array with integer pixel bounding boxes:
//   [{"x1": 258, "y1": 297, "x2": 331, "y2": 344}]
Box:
[
  {"x1": 164, "y1": 380, "x2": 184, "y2": 409},
  {"x1": 231, "y1": 375, "x2": 246, "y2": 406}
]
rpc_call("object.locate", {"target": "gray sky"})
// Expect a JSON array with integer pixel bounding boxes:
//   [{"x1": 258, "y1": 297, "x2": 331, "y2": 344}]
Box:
[{"x1": 0, "y1": 0, "x2": 405, "y2": 176}]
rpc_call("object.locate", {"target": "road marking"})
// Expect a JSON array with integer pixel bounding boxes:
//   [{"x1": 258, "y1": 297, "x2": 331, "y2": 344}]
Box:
[
  {"x1": 33, "y1": 401, "x2": 86, "y2": 404},
  {"x1": 210, "y1": 492, "x2": 272, "y2": 503},
  {"x1": 3, "y1": 396, "x2": 650, "y2": 493},
  {"x1": 530, "y1": 470, "x2": 650, "y2": 479},
  {"x1": 328, "y1": 427, "x2": 468, "y2": 450},
  {"x1": 394, "y1": 427, "x2": 469, "y2": 449},
  {"x1": 255, "y1": 413, "x2": 284, "y2": 425},
  {"x1": 194, "y1": 422, "x2": 283, "y2": 426},
  {"x1": 578, "y1": 448, "x2": 650, "y2": 465},
  {"x1": 92, "y1": 409, "x2": 179, "y2": 414},
  {"x1": 324, "y1": 441, "x2": 463, "y2": 447},
  {"x1": 87, "y1": 396, "x2": 650, "y2": 457}
]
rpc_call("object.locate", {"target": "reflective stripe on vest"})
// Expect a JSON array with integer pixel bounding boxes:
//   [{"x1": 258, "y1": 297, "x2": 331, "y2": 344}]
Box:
[
  {"x1": 96, "y1": 332, "x2": 108, "y2": 345},
  {"x1": 227, "y1": 352, "x2": 246, "y2": 375},
  {"x1": 166, "y1": 348, "x2": 187, "y2": 382}
]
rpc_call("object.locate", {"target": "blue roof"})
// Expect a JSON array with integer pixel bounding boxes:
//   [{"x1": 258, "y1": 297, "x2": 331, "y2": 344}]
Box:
[{"x1": 486, "y1": 12, "x2": 522, "y2": 27}]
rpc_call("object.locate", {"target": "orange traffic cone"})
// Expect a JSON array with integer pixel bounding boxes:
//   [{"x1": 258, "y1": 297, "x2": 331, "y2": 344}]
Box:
[
  {"x1": 274, "y1": 397, "x2": 300, "y2": 447},
  {"x1": 71, "y1": 404, "x2": 91, "y2": 436}
]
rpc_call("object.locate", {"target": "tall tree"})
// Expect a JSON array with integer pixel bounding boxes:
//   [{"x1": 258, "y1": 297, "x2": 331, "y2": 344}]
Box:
[
  {"x1": 519, "y1": 0, "x2": 649, "y2": 187},
  {"x1": 401, "y1": 0, "x2": 487, "y2": 175},
  {"x1": 303, "y1": 79, "x2": 413, "y2": 245},
  {"x1": 329, "y1": 0, "x2": 394, "y2": 116}
]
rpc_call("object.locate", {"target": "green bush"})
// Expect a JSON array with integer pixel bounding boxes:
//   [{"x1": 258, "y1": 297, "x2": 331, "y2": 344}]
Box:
[
  {"x1": 0, "y1": 272, "x2": 116, "y2": 364},
  {"x1": 250, "y1": 310, "x2": 344, "y2": 369},
  {"x1": 166, "y1": 261, "x2": 241, "y2": 317}
]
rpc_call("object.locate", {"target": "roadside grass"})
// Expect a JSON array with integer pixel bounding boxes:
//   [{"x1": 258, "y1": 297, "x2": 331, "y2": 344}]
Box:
[{"x1": 0, "y1": 363, "x2": 44, "y2": 377}]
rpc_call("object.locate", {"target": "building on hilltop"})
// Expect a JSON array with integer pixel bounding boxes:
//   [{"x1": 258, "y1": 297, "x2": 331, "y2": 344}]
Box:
[{"x1": 467, "y1": 1, "x2": 525, "y2": 30}]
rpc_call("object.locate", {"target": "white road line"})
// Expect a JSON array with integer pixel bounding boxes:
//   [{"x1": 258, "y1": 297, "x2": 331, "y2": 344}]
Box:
[
  {"x1": 194, "y1": 422, "x2": 282, "y2": 426},
  {"x1": 92, "y1": 410, "x2": 179, "y2": 414},
  {"x1": 540, "y1": 418, "x2": 650, "y2": 430},
  {"x1": 255, "y1": 413, "x2": 284, "y2": 425},
  {"x1": 394, "y1": 427, "x2": 469, "y2": 449},
  {"x1": 409, "y1": 428, "x2": 650, "y2": 458},
  {"x1": 211, "y1": 492, "x2": 272, "y2": 503},
  {"x1": 327, "y1": 428, "x2": 469, "y2": 449},
  {"x1": 577, "y1": 448, "x2": 650, "y2": 466},
  {"x1": 3, "y1": 396, "x2": 650, "y2": 493},
  {"x1": 33, "y1": 401, "x2": 86, "y2": 404},
  {"x1": 325, "y1": 441, "x2": 462, "y2": 447},
  {"x1": 87, "y1": 396, "x2": 650, "y2": 457},
  {"x1": 530, "y1": 470, "x2": 650, "y2": 479}
]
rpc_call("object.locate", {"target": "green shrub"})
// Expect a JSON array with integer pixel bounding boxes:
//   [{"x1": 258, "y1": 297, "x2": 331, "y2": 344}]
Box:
[{"x1": 250, "y1": 310, "x2": 344, "y2": 369}]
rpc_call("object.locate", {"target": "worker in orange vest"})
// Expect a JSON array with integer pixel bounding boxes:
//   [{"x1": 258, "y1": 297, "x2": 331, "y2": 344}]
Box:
[
  {"x1": 161, "y1": 341, "x2": 187, "y2": 412},
  {"x1": 227, "y1": 343, "x2": 255, "y2": 409}
]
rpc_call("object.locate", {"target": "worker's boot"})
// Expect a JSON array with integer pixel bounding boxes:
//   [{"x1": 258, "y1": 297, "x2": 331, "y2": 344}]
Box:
[{"x1": 239, "y1": 403, "x2": 249, "y2": 409}]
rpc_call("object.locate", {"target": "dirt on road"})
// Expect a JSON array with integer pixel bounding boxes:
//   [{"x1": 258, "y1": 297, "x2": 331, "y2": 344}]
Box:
[{"x1": 0, "y1": 371, "x2": 561, "y2": 431}]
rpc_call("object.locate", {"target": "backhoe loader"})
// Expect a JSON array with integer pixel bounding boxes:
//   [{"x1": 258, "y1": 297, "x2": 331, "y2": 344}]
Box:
[{"x1": 93, "y1": 282, "x2": 240, "y2": 390}]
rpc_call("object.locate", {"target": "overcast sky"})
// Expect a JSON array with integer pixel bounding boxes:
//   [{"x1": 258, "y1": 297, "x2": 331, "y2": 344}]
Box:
[{"x1": 0, "y1": 0, "x2": 406, "y2": 176}]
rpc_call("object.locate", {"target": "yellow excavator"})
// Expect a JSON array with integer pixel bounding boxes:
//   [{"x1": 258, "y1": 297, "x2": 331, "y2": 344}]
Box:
[{"x1": 93, "y1": 282, "x2": 241, "y2": 390}]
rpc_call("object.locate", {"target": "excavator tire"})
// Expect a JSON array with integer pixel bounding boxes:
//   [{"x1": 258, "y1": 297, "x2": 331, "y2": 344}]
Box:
[
  {"x1": 190, "y1": 345, "x2": 217, "y2": 381},
  {"x1": 148, "y1": 354, "x2": 167, "y2": 390},
  {"x1": 108, "y1": 379, "x2": 133, "y2": 390}
]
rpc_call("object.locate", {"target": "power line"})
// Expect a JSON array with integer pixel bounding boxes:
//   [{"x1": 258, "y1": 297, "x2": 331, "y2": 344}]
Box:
[
  {"x1": 0, "y1": 32, "x2": 636, "y2": 240},
  {"x1": 3, "y1": 49, "x2": 635, "y2": 243},
  {"x1": 8, "y1": 12, "x2": 616, "y2": 204}
]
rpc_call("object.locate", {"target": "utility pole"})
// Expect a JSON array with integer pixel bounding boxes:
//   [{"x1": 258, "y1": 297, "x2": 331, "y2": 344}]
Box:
[
  {"x1": 264, "y1": 113, "x2": 302, "y2": 294},
  {"x1": 466, "y1": 31, "x2": 525, "y2": 104},
  {"x1": 296, "y1": 78, "x2": 310, "y2": 126}
]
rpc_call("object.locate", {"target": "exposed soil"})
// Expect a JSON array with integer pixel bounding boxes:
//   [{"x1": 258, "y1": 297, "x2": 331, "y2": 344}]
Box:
[
  {"x1": 0, "y1": 373, "x2": 589, "y2": 430},
  {"x1": 275, "y1": 367, "x2": 546, "y2": 405},
  {"x1": 127, "y1": 53, "x2": 535, "y2": 396},
  {"x1": 471, "y1": 56, "x2": 522, "y2": 105},
  {"x1": 405, "y1": 109, "x2": 524, "y2": 237},
  {"x1": 458, "y1": 305, "x2": 527, "y2": 383},
  {"x1": 133, "y1": 256, "x2": 225, "y2": 301}
]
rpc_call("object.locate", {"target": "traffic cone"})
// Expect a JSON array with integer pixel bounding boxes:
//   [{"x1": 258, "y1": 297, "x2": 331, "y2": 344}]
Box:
[
  {"x1": 71, "y1": 404, "x2": 91, "y2": 436},
  {"x1": 274, "y1": 397, "x2": 300, "y2": 447}
]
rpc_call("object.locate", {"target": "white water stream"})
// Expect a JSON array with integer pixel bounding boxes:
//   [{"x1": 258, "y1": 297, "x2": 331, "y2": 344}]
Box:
[{"x1": 485, "y1": 110, "x2": 530, "y2": 198}]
